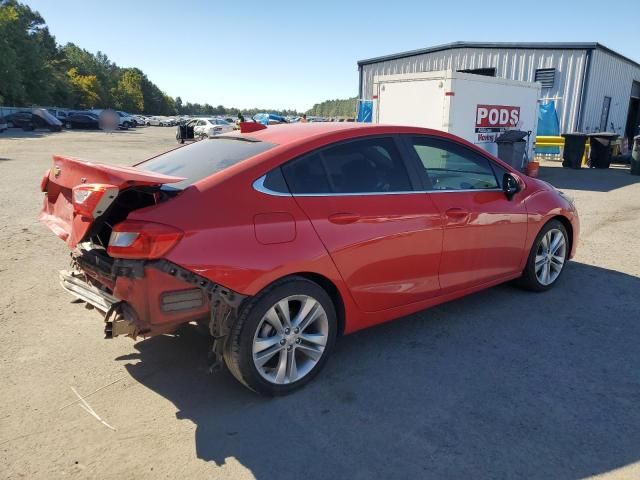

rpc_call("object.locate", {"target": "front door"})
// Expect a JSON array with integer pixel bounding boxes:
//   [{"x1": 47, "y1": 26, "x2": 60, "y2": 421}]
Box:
[
  {"x1": 281, "y1": 136, "x2": 443, "y2": 312},
  {"x1": 406, "y1": 135, "x2": 528, "y2": 293}
]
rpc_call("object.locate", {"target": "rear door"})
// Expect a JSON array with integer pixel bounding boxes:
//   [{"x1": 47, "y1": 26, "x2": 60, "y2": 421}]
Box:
[
  {"x1": 404, "y1": 135, "x2": 528, "y2": 293},
  {"x1": 282, "y1": 135, "x2": 443, "y2": 313}
]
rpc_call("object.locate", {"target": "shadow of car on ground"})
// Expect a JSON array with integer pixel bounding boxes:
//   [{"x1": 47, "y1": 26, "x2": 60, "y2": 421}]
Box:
[{"x1": 117, "y1": 261, "x2": 640, "y2": 479}]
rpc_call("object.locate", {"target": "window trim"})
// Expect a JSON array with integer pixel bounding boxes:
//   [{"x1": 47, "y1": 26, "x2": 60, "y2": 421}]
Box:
[
  {"x1": 253, "y1": 174, "x2": 293, "y2": 197},
  {"x1": 278, "y1": 134, "x2": 423, "y2": 197},
  {"x1": 399, "y1": 135, "x2": 503, "y2": 192},
  {"x1": 253, "y1": 134, "x2": 510, "y2": 197}
]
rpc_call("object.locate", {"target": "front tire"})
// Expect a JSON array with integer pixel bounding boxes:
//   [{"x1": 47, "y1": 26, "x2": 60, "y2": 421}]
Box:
[
  {"x1": 518, "y1": 220, "x2": 569, "y2": 291},
  {"x1": 224, "y1": 277, "x2": 337, "y2": 396}
]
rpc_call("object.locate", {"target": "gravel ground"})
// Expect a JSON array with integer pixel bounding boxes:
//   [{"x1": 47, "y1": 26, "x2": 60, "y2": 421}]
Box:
[{"x1": 1, "y1": 127, "x2": 639, "y2": 480}]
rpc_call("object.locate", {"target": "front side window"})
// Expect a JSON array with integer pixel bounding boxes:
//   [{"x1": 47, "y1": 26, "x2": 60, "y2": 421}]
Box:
[
  {"x1": 282, "y1": 137, "x2": 412, "y2": 194},
  {"x1": 411, "y1": 137, "x2": 499, "y2": 191}
]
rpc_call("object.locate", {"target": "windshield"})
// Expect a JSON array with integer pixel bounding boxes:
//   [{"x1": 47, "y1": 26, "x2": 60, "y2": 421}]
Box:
[{"x1": 137, "y1": 137, "x2": 277, "y2": 189}]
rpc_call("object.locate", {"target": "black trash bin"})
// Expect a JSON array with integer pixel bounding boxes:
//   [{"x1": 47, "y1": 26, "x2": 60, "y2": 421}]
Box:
[
  {"x1": 176, "y1": 123, "x2": 194, "y2": 144},
  {"x1": 561, "y1": 133, "x2": 587, "y2": 169},
  {"x1": 631, "y1": 135, "x2": 640, "y2": 176},
  {"x1": 495, "y1": 130, "x2": 529, "y2": 170},
  {"x1": 587, "y1": 132, "x2": 619, "y2": 169}
]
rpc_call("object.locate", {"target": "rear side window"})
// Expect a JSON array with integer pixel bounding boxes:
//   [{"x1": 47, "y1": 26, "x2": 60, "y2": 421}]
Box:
[
  {"x1": 282, "y1": 137, "x2": 412, "y2": 194},
  {"x1": 138, "y1": 137, "x2": 276, "y2": 189},
  {"x1": 411, "y1": 137, "x2": 498, "y2": 191}
]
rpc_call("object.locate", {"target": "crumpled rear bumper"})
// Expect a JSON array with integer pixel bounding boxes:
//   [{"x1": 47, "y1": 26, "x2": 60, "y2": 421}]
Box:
[
  {"x1": 60, "y1": 250, "x2": 246, "y2": 339},
  {"x1": 60, "y1": 270, "x2": 118, "y2": 313}
]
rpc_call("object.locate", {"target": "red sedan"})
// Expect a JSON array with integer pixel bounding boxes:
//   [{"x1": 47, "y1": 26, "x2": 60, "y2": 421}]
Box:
[{"x1": 40, "y1": 123, "x2": 579, "y2": 395}]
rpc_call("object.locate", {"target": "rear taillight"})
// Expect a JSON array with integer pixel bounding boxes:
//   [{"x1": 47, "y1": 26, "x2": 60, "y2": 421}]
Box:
[
  {"x1": 72, "y1": 183, "x2": 118, "y2": 219},
  {"x1": 107, "y1": 221, "x2": 183, "y2": 259}
]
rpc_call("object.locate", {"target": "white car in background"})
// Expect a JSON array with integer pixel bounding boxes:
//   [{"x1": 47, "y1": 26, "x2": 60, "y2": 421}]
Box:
[
  {"x1": 193, "y1": 118, "x2": 234, "y2": 138},
  {"x1": 116, "y1": 111, "x2": 136, "y2": 128},
  {"x1": 133, "y1": 115, "x2": 147, "y2": 126},
  {"x1": 146, "y1": 116, "x2": 173, "y2": 126}
]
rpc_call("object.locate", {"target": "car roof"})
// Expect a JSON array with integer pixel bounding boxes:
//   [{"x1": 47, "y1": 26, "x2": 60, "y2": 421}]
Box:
[{"x1": 228, "y1": 122, "x2": 444, "y2": 146}]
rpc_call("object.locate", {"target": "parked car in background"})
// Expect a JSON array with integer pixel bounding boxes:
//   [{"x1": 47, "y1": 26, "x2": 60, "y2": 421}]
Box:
[
  {"x1": 0, "y1": 116, "x2": 7, "y2": 133},
  {"x1": 64, "y1": 112, "x2": 101, "y2": 130},
  {"x1": 88, "y1": 110, "x2": 134, "y2": 129},
  {"x1": 146, "y1": 116, "x2": 174, "y2": 127},
  {"x1": 116, "y1": 111, "x2": 136, "y2": 129},
  {"x1": 6, "y1": 109, "x2": 62, "y2": 131},
  {"x1": 193, "y1": 118, "x2": 234, "y2": 138},
  {"x1": 47, "y1": 109, "x2": 69, "y2": 122},
  {"x1": 5, "y1": 111, "x2": 35, "y2": 129},
  {"x1": 40, "y1": 123, "x2": 579, "y2": 395},
  {"x1": 133, "y1": 115, "x2": 147, "y2": 126}
]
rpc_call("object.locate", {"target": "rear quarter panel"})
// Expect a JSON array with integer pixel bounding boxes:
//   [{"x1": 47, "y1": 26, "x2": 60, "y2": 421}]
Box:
[{"x1": 127, "y1": 170, "x2": 363, "y2": 328}]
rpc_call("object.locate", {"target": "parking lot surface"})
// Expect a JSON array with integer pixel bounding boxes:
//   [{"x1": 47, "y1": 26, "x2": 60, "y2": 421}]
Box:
[{"x1": 1, "y1": 128, "x2": 639, "y2": 479}]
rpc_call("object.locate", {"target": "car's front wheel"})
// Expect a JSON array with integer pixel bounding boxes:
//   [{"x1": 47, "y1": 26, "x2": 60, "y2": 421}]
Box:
[
  {"x1": 518, "y1": 219, "x2": 569, "y2": 291},
  {"x1": 224, "y1": 277, "x2": 336, "y2": 395}
]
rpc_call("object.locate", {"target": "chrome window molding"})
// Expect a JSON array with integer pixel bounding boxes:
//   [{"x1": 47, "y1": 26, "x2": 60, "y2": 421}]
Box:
[
  {"x1": 252, "y1": 175, "x2": 503, "y2": 197},
  {"x1": 252, "y1": 175, "x2": 292, "y2": 197}
]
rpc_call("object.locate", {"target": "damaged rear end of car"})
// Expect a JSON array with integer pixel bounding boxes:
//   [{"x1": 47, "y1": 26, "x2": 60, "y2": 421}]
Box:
[{"x1": 40, "y1": 154, "x2": 245, "y2": 341}]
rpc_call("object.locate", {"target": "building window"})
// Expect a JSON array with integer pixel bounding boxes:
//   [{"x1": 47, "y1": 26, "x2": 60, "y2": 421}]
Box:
[
  {"x1": 458, "y1": 68, "x2": 496, "y2": 77},
  {"x1": 535, "y1": 68, "x2": 556, "y2": 89},
  {"x1": 599, "y1": 96, "x2": 612, "y2": 132}
]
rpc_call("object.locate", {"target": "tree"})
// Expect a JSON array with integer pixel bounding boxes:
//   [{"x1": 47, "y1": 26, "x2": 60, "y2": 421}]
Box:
[
  {"x1": 175, "y1": 96, "x2": 183, "y2": 114},
  {"x1": 307, "y1": 97, "x2": 357, "y2": 117},
  {"x1": 0, "y1": 0, "x2": 57, "y2": 105},
  {"x1": 67, "y1": 67, "x2": 99, "y2": 108},
  {"x1": 111, "y1": 69, "x2": 144, "y2": 112}
]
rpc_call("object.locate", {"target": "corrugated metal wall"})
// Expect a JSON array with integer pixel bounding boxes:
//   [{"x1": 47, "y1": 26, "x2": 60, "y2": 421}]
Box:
[
  {"x1": 360, "y1": 47, "x2": 588, "y2": 132},
  {"x1": 580, "y1": 49, "x2": 640, "y2": 135}
]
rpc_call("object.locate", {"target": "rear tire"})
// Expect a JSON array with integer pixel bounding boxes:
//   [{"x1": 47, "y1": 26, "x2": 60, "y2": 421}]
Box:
[
  {"x1": 224, "y1": 277, "x2": 337, "y2": 396},
  {"x1": 517, "y1": 219, "x2": 569, "y2": 292}
]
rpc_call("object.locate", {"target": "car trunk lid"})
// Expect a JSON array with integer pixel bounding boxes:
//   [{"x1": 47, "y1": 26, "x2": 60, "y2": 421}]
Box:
[{"x1": 39, "y1": 155, "x2": 185, "y2": 247}]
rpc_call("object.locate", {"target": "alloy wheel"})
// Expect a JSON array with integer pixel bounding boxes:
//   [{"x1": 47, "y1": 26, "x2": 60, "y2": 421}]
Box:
[
  {"x1": 252, "y1": 295, "x2": 329, "y2": 385},
  {"x1": 535, "y1": 228, "x2": 567, "y2": 286}
]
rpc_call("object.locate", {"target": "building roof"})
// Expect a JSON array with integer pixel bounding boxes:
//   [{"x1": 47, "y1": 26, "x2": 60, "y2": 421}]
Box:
[{"x1": 357, "y1": 41, "x2": 640, "y2": 69}]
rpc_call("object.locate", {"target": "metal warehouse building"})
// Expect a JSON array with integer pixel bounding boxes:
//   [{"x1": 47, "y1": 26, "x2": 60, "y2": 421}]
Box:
[{"x1": 358, "y1": 42, "x2": 640, "y2": 143}]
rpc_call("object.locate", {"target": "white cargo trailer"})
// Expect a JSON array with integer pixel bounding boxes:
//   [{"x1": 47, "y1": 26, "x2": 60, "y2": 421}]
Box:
[{"x1": 372, "y1": 70, "x2": 541, "y2": 159}]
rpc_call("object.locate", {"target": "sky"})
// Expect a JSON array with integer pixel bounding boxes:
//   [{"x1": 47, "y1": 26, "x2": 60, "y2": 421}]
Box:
[{"x1": 26, "y1": 0, "x2": 640, "y2": 112}]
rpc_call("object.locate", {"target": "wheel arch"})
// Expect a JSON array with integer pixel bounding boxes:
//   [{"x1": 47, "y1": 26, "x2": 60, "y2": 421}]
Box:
[
  {"x1": 549, "y1": 214, "x2": 574, "y2": 256},
  {"x1": 254, "y1": 272, "x2": 347, "y2": 336}
]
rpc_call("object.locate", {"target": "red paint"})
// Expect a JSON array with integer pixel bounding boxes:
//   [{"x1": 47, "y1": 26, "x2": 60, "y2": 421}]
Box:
[
  {"x1": 40, "y1": 123, "x2": 580, "y2": 336},
  {"x1": 253, "y1": 212, "x2": 296, "y2": 245},
  {"x1": 240, "y1": 122, "x2": 267, "y2": 133}
]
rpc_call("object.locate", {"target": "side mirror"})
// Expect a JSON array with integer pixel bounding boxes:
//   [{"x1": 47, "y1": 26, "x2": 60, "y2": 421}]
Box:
[{"x1": 503, "y1": 173, "x2": 520, "y2": 200}]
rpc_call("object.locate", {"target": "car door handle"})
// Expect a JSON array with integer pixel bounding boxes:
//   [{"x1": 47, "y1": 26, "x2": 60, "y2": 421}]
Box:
[
  {"x1": 444, "y1": 208, "x2": 470, "y2": 225},
  {"x1": 445, "y1": 208, "x2": 469, "y2": 218},
  {"x1": 328, "y1": 213, "x2": 361, "y2": 225}
]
